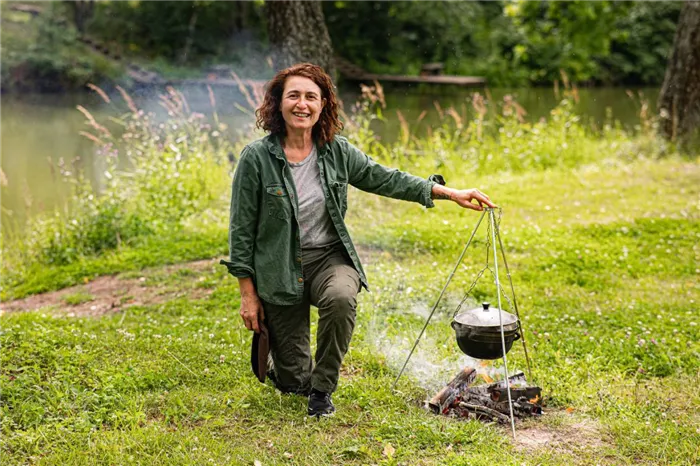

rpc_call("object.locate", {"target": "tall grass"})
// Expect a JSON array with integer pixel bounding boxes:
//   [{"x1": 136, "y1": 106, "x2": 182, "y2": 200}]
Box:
[
  {"x1": 1, "y1": 81, "x2": 670, "y2": 292},
  {"x1": 1, "y1": 86, "x2": 236, "y2": 290}
]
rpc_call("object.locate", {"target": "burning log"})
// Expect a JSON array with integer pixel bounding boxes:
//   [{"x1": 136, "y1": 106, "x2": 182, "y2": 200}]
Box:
[
  {"x1": 428, "y1": 368, "x2": 543, "y2": 423},
  {"x1": 427, "y1": 367, "x2": 476, "y2": 414}
]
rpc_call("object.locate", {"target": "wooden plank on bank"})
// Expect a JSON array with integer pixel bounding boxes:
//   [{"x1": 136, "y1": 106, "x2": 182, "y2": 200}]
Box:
[{"x1": 345, "y1": 74, "x2": 486, "y2": 87}]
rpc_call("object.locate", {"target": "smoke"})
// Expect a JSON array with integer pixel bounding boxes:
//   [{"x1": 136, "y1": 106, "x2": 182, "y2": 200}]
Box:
[{"x1": 366, "y1": 301, "x2": 520, "y2": 395}]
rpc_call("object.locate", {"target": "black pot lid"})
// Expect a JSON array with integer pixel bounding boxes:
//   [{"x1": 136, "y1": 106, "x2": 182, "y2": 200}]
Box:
[{"x1": 453, "y1": 302, "x2": 519, "y2": 330}]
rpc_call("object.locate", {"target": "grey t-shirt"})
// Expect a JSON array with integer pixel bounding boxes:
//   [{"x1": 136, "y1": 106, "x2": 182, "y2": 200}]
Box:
[{"x1": 288, "y1": 146, "x2": 340, "y2": 248}]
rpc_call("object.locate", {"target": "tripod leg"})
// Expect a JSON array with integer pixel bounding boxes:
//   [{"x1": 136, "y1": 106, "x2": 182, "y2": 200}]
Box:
[
  {"x1": 391, "y1": 210, "x2": 486, "y2": 391},
  {"x1": 490, "y1": 208, "x2": 516, "y2": 439}
]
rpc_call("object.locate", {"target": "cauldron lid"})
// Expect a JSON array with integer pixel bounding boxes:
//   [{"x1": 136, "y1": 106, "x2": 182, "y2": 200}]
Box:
[{"x1": 453, "y1": 302, "x2": 518, "y2": 329}]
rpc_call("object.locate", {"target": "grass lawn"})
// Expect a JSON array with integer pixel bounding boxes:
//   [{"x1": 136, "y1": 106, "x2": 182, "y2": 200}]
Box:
[{"x1": 2, "y1": 155, "x2": 699, "y2": 465}]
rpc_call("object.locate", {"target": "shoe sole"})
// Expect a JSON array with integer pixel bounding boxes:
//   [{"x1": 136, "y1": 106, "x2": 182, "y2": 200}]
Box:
[{"x1": 307, "y1": 410, "x2": 335, "y2": 418}]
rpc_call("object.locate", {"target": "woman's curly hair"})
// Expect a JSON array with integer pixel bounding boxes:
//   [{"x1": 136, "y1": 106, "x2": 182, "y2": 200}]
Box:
[{"x1": 256, "y1": 63, "x2": 343, "y2": 146}]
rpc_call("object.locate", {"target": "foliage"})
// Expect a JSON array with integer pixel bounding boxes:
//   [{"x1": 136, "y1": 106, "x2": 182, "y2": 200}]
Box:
[
  {"x1": 88, "y1": 1, "x2": 267, "y2": 67},
  {"x1": 0, "y1": 1, "x2": 685, "y2": 89},
  {"x1": 600, "y1": 1, "x2": 682, "y2": 85},
  {"x1": 505, "y1": 1, "x2": 624, "y2": 84},
  {"x1": 344, "y1": 82, "x2": 668, "y2": 178},
  {"x1": 325, "y1": 0, "x2": 681, "y2": 87},
  {"x1": 0, "y1": 2, "x2": 121, "y2": 92},
  {"x1": 325, "y1": 2, "x2": 484, "y2": 75}
]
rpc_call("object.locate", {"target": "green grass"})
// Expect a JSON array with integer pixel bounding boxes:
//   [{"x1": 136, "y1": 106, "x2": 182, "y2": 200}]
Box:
[
  {"x1": 62, "y1": 292, "x2": 95, "y2": 306},
  {"x1": 2, "y1": 154, "x2": 699, "y2": 464}
]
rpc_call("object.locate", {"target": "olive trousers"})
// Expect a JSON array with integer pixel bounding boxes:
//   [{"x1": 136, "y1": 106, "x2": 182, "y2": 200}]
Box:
[{"x1": 261, "y1": 242, "x2": 361, "y2": 394}]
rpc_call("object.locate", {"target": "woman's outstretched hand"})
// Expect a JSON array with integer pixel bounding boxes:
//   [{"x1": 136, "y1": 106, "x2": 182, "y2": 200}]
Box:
[
  {"x1": 451, "y1": 188, "x2": 497, "y2": 211},
  {"x1": 431, "y1": 185, "x2": 497, "y2": 211}
]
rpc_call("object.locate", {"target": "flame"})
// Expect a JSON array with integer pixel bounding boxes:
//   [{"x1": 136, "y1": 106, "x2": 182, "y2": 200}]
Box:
[
  {"x1": 529, "y1": 394, "x2": 541, "y2": 404},
  {"x1": 480, "y1": 373, "x2": 494, "y2": 384}
]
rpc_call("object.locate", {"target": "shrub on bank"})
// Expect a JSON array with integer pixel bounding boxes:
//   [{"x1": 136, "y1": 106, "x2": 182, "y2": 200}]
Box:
[{"x1": 0, "y1": 3, "x2": 122, "y2": 93}]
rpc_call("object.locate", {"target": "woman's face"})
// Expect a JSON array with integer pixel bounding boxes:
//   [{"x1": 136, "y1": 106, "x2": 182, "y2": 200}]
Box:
[{"x1": 280, "y1": 76, "x2": 325, "y2": 133}]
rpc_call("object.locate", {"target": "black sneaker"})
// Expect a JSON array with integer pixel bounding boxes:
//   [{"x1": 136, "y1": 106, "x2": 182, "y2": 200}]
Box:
[{"x1": 307, "y1": 389, "x2": 335, "y2": 417}]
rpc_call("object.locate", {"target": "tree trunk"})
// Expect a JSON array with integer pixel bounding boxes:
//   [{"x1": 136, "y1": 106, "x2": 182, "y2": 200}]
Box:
[
  {"x1": 264, "y1": 0, "x2": 336, "y2": 78},
  {"x1": 658, "y1": 1, "x2": 700, "y2": 143},
  {"x1": 65, "y1": 0, "x2": 95, "y2": 34}
]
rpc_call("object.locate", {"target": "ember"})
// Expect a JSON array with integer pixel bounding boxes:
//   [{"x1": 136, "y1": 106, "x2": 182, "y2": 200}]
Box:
[{"x1": 428, "y1": 368, "x2": 543, "y2": 424}]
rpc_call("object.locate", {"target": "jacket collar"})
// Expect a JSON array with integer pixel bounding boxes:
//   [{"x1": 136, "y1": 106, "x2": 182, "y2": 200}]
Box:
[{"x1": 265, "y1": 133, "x2": 330, "y2": 160}]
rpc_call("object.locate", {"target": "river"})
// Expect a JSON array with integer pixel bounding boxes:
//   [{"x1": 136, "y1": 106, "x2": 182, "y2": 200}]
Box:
[{"x1": 1, "y1": 85, "x2": 658, "y2": 231}]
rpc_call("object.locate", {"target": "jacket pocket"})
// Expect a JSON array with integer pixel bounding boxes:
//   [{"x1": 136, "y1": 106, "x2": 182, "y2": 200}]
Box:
[{"x1": 265, "y1": 184, "x2": 292, "y2": 220}]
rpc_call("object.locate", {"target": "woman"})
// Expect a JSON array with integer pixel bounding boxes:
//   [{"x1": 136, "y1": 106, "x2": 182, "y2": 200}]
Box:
[{"x1": 221, "y1": 63, "x2": 495, "y2": 418}]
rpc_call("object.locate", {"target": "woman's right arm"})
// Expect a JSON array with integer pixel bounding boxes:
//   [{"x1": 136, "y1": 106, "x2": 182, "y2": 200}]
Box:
[{"x1": 226, "y1": 147, "x2": 264, "y2": 332}]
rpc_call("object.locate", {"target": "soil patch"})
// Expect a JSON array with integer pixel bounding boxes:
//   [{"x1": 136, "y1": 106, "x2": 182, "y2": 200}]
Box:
[
  {"x1": 514, "y1": 413, "x2": 611, "y2": 454},
  {"x1": 1, "y1": 259, "x2": 217, "y2": 317},
  {"x1": 1, "y1": 246, "x2": 383, "y2": 318}
]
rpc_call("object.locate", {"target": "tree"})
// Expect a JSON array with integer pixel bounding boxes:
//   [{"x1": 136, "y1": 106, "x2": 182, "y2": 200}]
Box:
[
  {"x1": 658, "y1": 1, "x2": 700, "y2": 143},
  {"x1": 264, "y1": 0, "x2": 335, "y2": 77},
  {"x1": 506, "y1": 1, "x2": 625, "y2": 84},
  {"x1": 64, "y1": 0, "x2": 95, "y2": 34}
]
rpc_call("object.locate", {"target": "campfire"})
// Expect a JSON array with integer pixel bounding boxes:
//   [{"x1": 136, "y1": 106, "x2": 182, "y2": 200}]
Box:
[
  {"x1": 428, "y1": 368, "x2": 542, "y2": 424},
  {"x1": 392, "y1": 208, "x2": 540, "y2": 436}
]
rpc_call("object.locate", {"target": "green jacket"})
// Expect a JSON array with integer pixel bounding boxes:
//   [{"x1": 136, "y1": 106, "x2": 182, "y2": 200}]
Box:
[{"x1": 221, "y1": 134, "x2": 437, "y2": 305}]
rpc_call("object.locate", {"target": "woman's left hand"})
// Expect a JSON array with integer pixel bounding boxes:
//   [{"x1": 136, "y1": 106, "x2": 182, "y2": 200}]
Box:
[{"x1": 450, "y1": 188, "x2": 497, "y2": 211}]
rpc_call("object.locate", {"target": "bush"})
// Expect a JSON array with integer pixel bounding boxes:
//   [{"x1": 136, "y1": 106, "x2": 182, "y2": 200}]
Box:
[{"x1": 0, "y1": 3, "x2": 122, "y2": 93}]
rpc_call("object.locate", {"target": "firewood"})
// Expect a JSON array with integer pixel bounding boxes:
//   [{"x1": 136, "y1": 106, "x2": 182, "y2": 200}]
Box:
[
  {"x1": 457, "y1": 402, "x2": 510, "y2": 423},
  {"x1": 427, "y1": 367, "x2": 476, "y2": 414}
]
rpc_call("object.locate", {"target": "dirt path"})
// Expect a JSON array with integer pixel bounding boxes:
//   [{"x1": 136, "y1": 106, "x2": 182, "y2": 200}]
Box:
[
  {"x1": 1, "y1": 246, "x2": 386, "y2": 318},
  {"x1": 1, "y1": 259, "x2": 218, "y2": 317}
]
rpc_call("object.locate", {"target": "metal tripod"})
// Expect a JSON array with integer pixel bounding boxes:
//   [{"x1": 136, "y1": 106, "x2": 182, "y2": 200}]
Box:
[{"x1": 390, "y1": 208, "x2": 532, "y2": 438}]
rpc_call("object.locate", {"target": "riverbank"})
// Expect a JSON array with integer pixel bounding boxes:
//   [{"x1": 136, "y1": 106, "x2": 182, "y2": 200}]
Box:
[{"x1": 0, "y1": 2, "x2": 122, "y2": 93}]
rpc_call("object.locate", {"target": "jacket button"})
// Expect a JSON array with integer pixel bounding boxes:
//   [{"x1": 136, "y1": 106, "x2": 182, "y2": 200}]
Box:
[
  {"x1": 296, "y1": 257, "x2": 302, "y2": 263},
  {"x1": 298, "y1": 277, "x2": 303, "y2": 283}
]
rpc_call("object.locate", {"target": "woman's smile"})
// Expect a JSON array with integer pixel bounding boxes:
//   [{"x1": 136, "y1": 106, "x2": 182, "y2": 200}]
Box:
[{"x1": 280, "y1": 75, "x2": 325, "y2": 132}]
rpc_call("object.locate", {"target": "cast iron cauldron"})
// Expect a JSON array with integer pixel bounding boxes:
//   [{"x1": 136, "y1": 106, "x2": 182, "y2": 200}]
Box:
[{"x1": 451, "y1": 302, "x2": 520, "y2": 360}]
